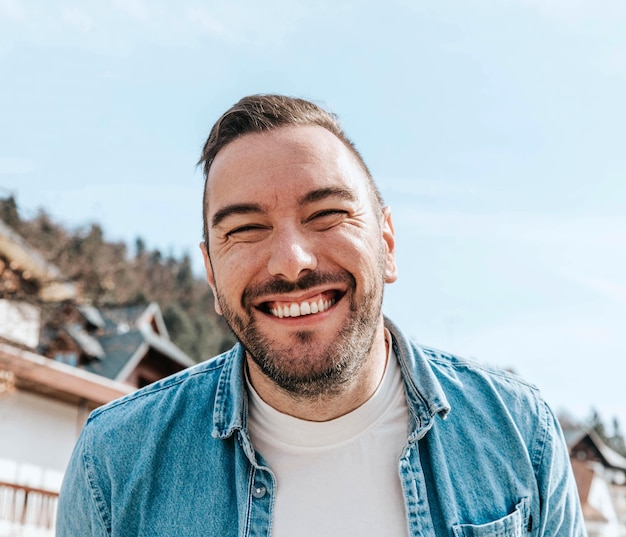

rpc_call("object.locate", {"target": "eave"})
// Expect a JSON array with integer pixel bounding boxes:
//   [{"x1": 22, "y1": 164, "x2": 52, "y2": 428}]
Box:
[{"x1": 0, "y1": 340, "x2": 133, "y2": 407}]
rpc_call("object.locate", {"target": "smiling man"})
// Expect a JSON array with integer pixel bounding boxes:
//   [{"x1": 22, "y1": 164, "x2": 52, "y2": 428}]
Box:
[
  {"x1": 57, "y1": 95, "x2": 586, "y2": 536},
  {"x1": 201, "y1": 123, "x2": 395, "y2": 420}
]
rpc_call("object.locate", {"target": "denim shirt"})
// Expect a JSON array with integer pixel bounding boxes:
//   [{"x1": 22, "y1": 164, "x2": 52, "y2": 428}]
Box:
[{"x1": 57, "y1": 318, "x2": 586, "y2": 536}]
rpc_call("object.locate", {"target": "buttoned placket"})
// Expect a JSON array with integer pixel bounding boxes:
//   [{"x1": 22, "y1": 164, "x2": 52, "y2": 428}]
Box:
[
  {"x1": 235, "y1": 424, "x2": 276, "y2": 537},
  {"x1": 399, "y1": 431, "x2": 439, "y2": 537},
  {"x1": 246, "y1": 465, "x2": 275, "y2": 537}
]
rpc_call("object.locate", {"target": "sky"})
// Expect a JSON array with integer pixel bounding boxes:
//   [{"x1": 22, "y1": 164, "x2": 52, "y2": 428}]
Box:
[{"x1": 1, "y1": 0, "x2": 625, "y2": 431}]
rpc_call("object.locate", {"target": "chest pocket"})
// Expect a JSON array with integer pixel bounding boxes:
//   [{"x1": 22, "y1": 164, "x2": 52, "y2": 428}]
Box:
[{"x1": 452, "y1": 498, "x2": 531, "y2": 537}]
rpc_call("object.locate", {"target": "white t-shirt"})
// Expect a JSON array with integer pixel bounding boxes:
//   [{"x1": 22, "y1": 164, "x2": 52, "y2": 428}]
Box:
[{"x1": 247, "y1": 332, "x2": 410, "y2": 537}]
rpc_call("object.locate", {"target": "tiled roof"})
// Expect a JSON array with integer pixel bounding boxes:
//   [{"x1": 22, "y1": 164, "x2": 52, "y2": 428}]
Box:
[
  {"x1": 0, "y1": 218, "x2": 76, "y2": 302},
  {"x1": 565, "y1": 427, "x2": 626, "y2": 472},
  {"x1": 82, "y1": 329, "x2": 146, "y2": 380},
  {"x1": 99, "y1": 304, "x2": 152, "y2": 329},
  {"x1": 76, "y1": 305, "x2": 106, "y2": 329},
  {"x1": 68, "y1": 303, "x2": 195, "y2": 382},
  {"x1": 0, "y1": 219, "x2": 194, "y2": 387},
  {"x1": 64, "y1": 324, "x2": 105, "y2": 359}
]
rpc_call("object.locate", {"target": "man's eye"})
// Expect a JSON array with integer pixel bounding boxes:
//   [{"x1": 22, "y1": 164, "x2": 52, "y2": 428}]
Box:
[
  {"x1": 226, "y1": 225, "x2": 269, "y2": 240},
  {"x1": 311, "y1": 209, "x2": 348, "y2": 220},
  {"x1": 228, "y1": 225, "x2": 258, "y2": 235},
  {"x1": 307, "y1": 209, "x2": 348, "y2": 228}
]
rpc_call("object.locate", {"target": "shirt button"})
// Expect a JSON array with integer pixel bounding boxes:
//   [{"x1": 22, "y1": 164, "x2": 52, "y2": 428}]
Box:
[{"x1": 252, "y1": 485, "x2": 266, "y2": 498}]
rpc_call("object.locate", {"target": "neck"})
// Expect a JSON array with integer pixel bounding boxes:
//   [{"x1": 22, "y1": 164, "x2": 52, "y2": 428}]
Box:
[{"x1": 246, "y1": 322, "x2": 389, "y2": 422}]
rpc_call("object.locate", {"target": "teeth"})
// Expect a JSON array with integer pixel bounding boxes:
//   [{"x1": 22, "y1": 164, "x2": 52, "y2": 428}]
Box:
[{"x1": 270, "y1": 297, "x2": 336, "y2": 318}]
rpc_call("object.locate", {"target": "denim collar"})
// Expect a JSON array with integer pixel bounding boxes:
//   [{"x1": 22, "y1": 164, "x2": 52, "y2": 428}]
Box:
[
  {"x1": 384, "y1": 317, "x2": 450, "y2": 441},
  {"x1": 211, "y1": 316, "x2": 450, "y2": 441}
]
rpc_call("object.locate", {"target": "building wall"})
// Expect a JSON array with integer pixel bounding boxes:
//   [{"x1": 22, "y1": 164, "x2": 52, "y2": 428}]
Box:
[
  {"x1": 588, "y1": 472, "x2": 623, "y2": 537},
  {"x1": 0, "y1": 390, "x2": 84, "y2": 492},
  {"x1": 0, "y1": 300, "x2": 39, "y2": 348}
]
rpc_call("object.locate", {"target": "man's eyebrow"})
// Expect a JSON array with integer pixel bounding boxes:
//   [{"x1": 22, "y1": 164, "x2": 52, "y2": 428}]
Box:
[
  {"x1": 298, "y1": 187, "x2": 356, "y2": 205},
  {"x1": 211, "y1": 188, "x2": 355, "y2": 228},
  {"x1": 211, "y1": 203, "x2": 266, "y2": 228}
]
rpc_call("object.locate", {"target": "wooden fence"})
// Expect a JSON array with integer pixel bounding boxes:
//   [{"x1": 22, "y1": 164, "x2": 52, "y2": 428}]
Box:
[{"x1": 0, "y1": 480, "x2": 58, "y2": 532}]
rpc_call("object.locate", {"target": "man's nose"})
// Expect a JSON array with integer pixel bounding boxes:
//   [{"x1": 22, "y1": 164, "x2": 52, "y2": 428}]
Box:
[{"x1": 267, "y1": 227, "x2": 317, "y2": 281}]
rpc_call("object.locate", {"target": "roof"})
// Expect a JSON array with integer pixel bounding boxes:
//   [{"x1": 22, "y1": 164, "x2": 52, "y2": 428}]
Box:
[
  {"x1": 82, "y1": 329, "x2": 146, "y2": 380},
  {"x1": 0, "y1": 219, "x2": 194, "y2": 389},
  {"x1": 76, "y1": 304, "x2": 106, "y2": 329},
  {"x1": 64, "y1": 323, "x2": 105, "y2": 359},
  {"x1": 0, "y1": 218, "x2": 77, "y2": 302},
  {"x1": 62, "y1": 302, "x2": 195, "y2": 382},
  {"x1": 101, "y1": 302, "x2": 170, "y2": 338},
  {"x1": 590, "y1": 429, "x2": 626, "y2": 470},
  {"x1": 0, "y1": 338, "x2": 133, "y2": 406},
  {"x1": 565, "y1": 426, "x2": 626, "y2": 472},
  {"x1": 99, "y1": 303, "x2": 148, "y2": 327}
]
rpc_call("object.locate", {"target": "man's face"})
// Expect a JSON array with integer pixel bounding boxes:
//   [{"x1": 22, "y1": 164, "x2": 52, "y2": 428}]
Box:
[{"x1": 201, "y1": 125, "x2": 397, "y2": 397}]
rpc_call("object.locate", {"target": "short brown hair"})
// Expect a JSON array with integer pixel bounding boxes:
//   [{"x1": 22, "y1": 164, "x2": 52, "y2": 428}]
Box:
[{"x1": 198, "y1": 94, "x2": 383, "y2": 243}]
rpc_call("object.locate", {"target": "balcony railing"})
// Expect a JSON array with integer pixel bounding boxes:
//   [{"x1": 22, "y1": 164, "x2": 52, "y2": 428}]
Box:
[{"x1": 0, "y1": 480, "x2": 58, "y2": 535}]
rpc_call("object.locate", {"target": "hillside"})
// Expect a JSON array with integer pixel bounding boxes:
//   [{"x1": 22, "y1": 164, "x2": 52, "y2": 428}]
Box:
[{"x1": 0, "y1": 195, "x2": 236, "y2": 362}]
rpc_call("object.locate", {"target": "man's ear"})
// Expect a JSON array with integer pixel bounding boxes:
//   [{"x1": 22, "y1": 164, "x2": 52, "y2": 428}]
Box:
[
  {"x1": 199, "y1": 242, "x2": 223, "y2": 315},
  {"x1": 381, "y1": 207, "x2": 398, "y2": 284}
]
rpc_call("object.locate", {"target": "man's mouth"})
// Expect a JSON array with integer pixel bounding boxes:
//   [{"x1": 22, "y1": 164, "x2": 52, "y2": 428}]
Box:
[{"x1": 261, "y1": 291, "x2": 341, "y2": 318}]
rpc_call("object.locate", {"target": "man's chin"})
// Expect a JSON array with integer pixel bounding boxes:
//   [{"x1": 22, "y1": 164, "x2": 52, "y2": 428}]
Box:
[
  {"x1": 245, "y1": 341, "x2": 348, "y2": 390},
  {"x1": 252, "y1": 362, "x2": 350, "y2": 398}
]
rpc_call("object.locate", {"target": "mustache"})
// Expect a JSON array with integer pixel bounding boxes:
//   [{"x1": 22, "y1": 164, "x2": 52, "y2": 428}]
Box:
[{"x1": 242, "y1": 271, "x2": 355, "y2": 305}]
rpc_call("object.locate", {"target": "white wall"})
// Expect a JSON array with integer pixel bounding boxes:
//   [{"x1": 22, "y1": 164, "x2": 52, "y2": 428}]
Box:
[
  {"x1": 0, "y1": 300, "x2": 40, "y2": 349},
  {"x1": 0, "y1": 390, "x2": 83, "y2": 492},
  {"x1": 588, "y1": 473, "x2": 622, "y2": 537}
]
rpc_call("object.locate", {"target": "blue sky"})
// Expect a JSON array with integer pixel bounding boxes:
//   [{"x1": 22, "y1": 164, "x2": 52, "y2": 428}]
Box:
[{"x1": 1, "y1": 0, "x2": 625, "y2": 430}]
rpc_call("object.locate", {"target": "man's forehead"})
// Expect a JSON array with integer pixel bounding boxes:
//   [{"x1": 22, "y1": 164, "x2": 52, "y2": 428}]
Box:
[
  {"x1": 209, "y1": 125, "x2": 346, "y2": 169},
  {"x1": 205, "y1": 126, "x2": 369, "y2": 200}
]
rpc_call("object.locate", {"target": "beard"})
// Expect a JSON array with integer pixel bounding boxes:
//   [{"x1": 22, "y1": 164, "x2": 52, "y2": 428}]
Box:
[{"x1": 214, "y1": 267, "x2": 385, "y2": 399}]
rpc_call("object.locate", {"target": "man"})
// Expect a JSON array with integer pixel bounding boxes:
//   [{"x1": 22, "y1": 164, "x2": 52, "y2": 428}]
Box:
[{"x1": 57, "y1": 94, "x2": 586, "y2": 536}]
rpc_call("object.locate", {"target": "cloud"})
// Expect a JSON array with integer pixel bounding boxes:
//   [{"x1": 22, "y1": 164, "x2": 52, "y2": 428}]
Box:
[
  {"x1": 381, "y1": 176, "x2": 491, "y2": 200},
  {"x1": 0, "y1": 0, "x2": 26, "y2": 20},
  {"x1": 0, "y1": 1, "x2": 319, "y2": 52},
  {"x1": 183, "y1": 1, "x2": 314, "y2": 47},
  {"x1": 111, "y1": 0, "x2": 150, "y2": 22},
  {"x1": 393, "y1": 207, "x2": 626, "y2": 249},
  {"x1": 61, "y1": 8, "x2": 93, "y2": 33},
  {"x1": 390, "y1": 205, "x2": 626, "y2": 306},
  {"x1": 185, "y1": 6, "x2": 233, "y2": 43},
  {"x1": 571, "y1": 275, "x2": 626, "y2": 305},
  {"x1": 515, "y1": 0, "x2": 626, "y2": 23},
  {"x1": 0, "y1": 157, "x2": 35, "y2": 175}
]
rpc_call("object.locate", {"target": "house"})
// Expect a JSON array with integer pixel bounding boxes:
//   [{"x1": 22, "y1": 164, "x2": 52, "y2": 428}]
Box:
[
  {"x1": 0, "y1": 337, "x2": 133, "y2": 536},
  {"x1": 0, "y1": 218, "x2": 77, "y2": 305},
  {"x1": 38, "y1": 301, "x2": 196, "y2": 389},
  {"x1": 0, "y1": 218, "x2": 196, "y2": 536},
  {"x1": 565, "y1": 427, "x2": 626, "y2": 537}
]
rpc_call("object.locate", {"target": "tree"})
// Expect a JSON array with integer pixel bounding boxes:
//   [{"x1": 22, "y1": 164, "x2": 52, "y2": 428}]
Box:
[
  {"x1": 135, "y1": 237, "x2": 146, "y2": 258},
  {"x1": 609, "y1": 417, "x2": 626, "y2": 456},
  {"x1": 1, "y1": 195, "x2": 235, "y2": 361},
  {"x1": 0, "y1": 195, "x2": 21, "y2": 229},
  {"x1": 587, "y1": 408, "x2": 626, "y2": 458}
]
